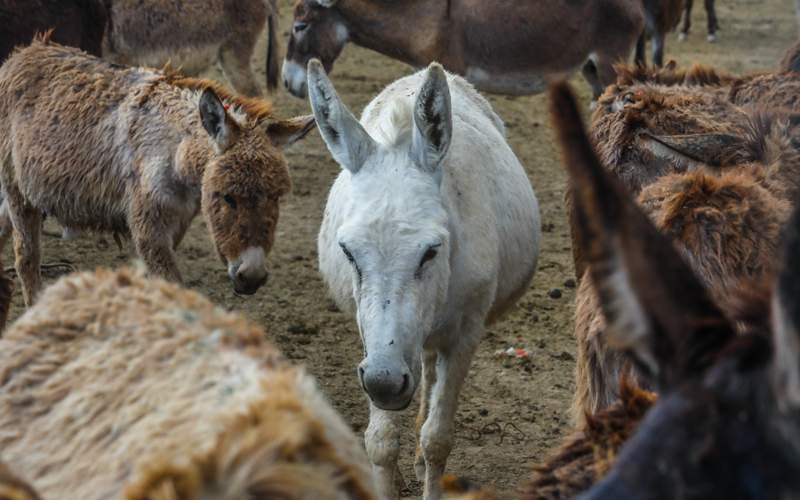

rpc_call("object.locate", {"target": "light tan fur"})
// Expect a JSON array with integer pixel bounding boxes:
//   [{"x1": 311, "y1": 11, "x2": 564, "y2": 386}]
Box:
[
  {"x1": 0, "y1": 267, "x2": 377, "y2": 500},
  {"x1": 106, "y1": 0, "x2": 280, "y2": 96},
  {"x1": 0, "y1": 38, "x2": 313, "y2": 308}
]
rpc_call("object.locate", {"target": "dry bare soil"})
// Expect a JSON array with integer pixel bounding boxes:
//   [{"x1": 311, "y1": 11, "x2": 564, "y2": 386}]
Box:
[{"x1": 5, "y1": 0, "x2": 797, "y2": 496}]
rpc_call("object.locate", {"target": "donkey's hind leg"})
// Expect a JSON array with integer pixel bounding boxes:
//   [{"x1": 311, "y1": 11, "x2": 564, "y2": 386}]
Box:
[
  {"x1": 6, "y1": 186, "x2": 43, "y2": 307},
  {"x1": 218, "y1": 35, "x2": 261, "y2": 97},
  {"x1": 679, "y1": 0, "x2": 693, "y2": 40}
]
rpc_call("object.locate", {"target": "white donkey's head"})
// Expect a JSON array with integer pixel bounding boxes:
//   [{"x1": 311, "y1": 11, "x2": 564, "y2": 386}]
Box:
[{"x1": 309, "y1": 60, "x2": 453, "y2": 410}]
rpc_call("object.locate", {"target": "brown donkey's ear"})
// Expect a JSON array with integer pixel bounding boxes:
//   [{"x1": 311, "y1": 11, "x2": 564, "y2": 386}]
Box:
[
  {"x1": 639, "y1": 132, "x2": 745, "y2": 167},
  {"x1": 549, "y1": 82, "x2": 734, "y2": 390},
  {"x1": 199, "y1": 88, "x2": 238, "y2": 152},
  {"x1": 772, "y1": 203, "x2": 800, "y2": 409},
  {"x1": 266, "y1": 115, "x2": 316, "y2": 148}
]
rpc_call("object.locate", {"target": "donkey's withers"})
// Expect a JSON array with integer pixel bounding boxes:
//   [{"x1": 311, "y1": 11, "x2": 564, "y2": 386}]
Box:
[
  {"x1": 0, "y1": 39, "x2": 313, "y2": 307},
  {"x1": 311, "y1": 60, "x2": 541, "y2": 499}
]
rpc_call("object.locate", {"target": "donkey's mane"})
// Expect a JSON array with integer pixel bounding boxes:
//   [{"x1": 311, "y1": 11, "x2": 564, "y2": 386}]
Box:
[
  {"x1": 30, "y1": 32, "x2": 274, "y2": 122},
  {"x1": 167, "y1": 74, "x2": 274, "y2": 121},
  {"x1": 614, "y1": 61, "x2": 739, "y2": 88}
]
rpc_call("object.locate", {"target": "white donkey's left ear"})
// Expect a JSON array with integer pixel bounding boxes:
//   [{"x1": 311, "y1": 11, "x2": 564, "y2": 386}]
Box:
[
  {"x1": 412, "y1": 63, "x2": 452, "y2": 176},
  {"x1": 314, "y1": 0, "x2": 337, "y2": 6}
]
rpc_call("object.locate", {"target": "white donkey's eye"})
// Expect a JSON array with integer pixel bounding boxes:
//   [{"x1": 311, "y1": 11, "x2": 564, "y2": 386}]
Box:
[
  {"x1": 339, "y1": 243, "x2": 362, "y2": 282},
  {"x1": 339, "y1": 242, "x2": 355, "y2": 263},
  {"x1": 417, "y1": 244, "x2": 441, "y2": 273}
]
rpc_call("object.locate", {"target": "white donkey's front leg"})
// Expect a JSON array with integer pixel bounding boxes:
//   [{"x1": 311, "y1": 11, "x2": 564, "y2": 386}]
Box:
[
  {"x1": 420, "y1": 321, "x2": 482, "y2": 500},
  {"x1": 365, "y1": 402, "x2": 404, "y2": 499}
]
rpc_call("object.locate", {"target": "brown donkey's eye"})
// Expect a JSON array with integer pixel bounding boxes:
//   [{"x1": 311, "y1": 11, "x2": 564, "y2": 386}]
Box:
[{"x1": 223, "y1": 194, "x2": 237, "y2": 209}]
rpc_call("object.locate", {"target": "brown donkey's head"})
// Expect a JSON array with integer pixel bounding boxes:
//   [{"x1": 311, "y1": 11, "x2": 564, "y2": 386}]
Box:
[
  {"x1": 552, "y1": 82, "x2": 800, "y2": 499},
  {"x1": 282, "y1": 0, "x2": 348, "y2": 98},
  {"x1": 589, "y1": 83, "x2": 760, "y2": 194},
  {"x1": 197, "y1": 88, "x2": 314, "y2": 295}
]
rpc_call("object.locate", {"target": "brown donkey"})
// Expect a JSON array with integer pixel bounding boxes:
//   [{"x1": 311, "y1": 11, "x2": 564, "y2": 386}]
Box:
[
  {"x1": 281, "y1": 0, "x2": 644, "y2": 99},
  {"x1": 571, "y1": 92, "x2": 800, "y2": 419},
  {"x1": 105, "y1": 0, "x2": 280, "y2": 96},
  {"x1": 543, "y1": 82, "x2": 800, "y2": 500},
  {"x1": 0, "y1": 38, "x2": 314, "y2": 310}
]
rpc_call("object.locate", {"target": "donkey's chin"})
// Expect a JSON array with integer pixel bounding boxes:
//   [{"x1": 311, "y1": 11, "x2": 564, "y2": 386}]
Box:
[{"x1": 369, "y1": 392, "x2": 415, "y2": 412}]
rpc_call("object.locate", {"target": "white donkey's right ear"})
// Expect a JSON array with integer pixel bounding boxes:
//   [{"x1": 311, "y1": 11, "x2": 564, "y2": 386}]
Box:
[
  {"x1": 314, "y1": 0, "x2": 337, "y2": 6},
  {"x1": 307, "y1": 59, "x2": 376, "y2": 174}
]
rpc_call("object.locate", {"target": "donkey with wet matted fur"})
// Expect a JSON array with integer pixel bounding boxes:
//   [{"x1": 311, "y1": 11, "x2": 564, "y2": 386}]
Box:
[
  {"x1": 0, "y1": 37, "x2": 314, "y2": 309},
  {"x1": 310, "y1": 60, "x2": 541, "y2": 499}
]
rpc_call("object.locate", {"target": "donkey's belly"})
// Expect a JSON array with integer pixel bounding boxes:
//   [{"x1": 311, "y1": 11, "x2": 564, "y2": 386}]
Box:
[
  {"x1": 464, "y1": 66, "x2": 580, "y2": 95},
  {"x1": 109, "y1": 45, "x2": 219, "y2": 76}
]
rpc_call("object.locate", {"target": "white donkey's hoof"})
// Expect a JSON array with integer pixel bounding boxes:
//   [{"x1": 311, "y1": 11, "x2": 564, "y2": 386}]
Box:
[
  {"x1": 678, "y1": 32, "x2": 688, "y2": 42},
  {"x1": 707, "y1": 33, "x2": 718, "y2": 43}
]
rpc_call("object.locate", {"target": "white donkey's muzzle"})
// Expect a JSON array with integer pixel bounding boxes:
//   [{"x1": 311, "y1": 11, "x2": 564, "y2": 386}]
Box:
[{"x1": 358, "y1": 355, "x2": 414, "y2": 411}]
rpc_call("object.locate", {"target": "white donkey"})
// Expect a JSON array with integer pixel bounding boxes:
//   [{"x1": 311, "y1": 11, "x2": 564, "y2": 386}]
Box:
[{"x1": 309, "y1": 60, "x2": 541, "y2": 499}]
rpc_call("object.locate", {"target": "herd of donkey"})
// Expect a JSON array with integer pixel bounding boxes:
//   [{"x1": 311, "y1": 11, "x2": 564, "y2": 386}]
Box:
[{"x1": 0, "y1": 0, "x2": 800, "y2": 499}]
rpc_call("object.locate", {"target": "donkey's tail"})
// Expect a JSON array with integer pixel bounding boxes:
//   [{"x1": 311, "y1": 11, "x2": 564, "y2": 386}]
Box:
[{"x1": 266, "y1": 0, "x2": 280, "y2": 91}]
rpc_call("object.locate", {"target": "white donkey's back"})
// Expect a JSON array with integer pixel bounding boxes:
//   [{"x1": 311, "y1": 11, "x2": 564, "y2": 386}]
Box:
[{"x1": 310, "y1": 60, "x2": 540, "y2": 500}]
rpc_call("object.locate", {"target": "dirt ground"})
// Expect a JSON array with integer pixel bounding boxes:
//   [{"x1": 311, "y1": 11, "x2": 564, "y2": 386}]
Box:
[{"x1": 5, "y1": 0, "x2": 798, "y2": 496}]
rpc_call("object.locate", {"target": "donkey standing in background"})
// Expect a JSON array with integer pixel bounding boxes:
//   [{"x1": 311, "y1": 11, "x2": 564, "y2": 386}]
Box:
[
  {"x1": 0, "y1": 38, "x2": 314, "y2": 313},
  {"x1": 679, "y1": 0, "x2": 719, "y2": 42},
  {"x1": 636, "y1": 0, "x2": 685, "y2": 66},
  {"x1": 105, "y1": 0, "x2": 280, "y2": 96},
  {"x1": 282, "y1": 0, "x2": 643, "y2": 99},
  {"x1": 310, "y1": 60, "x2": 541, "y2": 499}
]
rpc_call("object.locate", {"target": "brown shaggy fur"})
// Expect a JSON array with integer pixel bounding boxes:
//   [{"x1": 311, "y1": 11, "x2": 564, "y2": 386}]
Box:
[
  {"x1": 613, "y1": 60, "x2": 737, "y2": 87},
  {"x1": 105, "y1": 0, "x2": 280, "y2": 96},
  {"x1": 0, "y1": 38, "x2": 313, "y2": 309},
  {"x1": 571, "y1": 101, "x2": 798, "y2": 421},
  {"x1": 572, "y1": 164, "x2": 792, "y2": 421},
  {"x1": 605, "y1": 60, "x2": 800, "y2": 112},
  {"x1": 522, "y1": 382, "x2": 656, "y2": 499},
  {"x1": 0, "y1": 267, "x2": 377, "y2": 500},
  {"x1": 549, "y1": 81, "x2": 800, "y2": 499}
]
